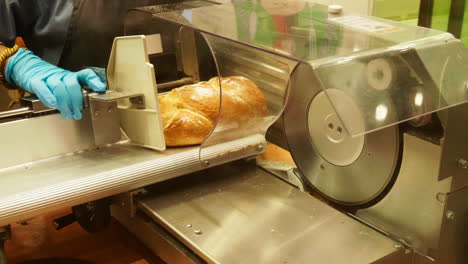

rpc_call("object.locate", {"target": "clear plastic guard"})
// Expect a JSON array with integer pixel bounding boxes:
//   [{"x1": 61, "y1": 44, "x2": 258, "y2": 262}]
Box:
[
  {"x1": 314, "y1": 38, "x2": 468, "y2": 136},
  {"x1": 199, "y1": 33, "x2": 292, "y2": 163},
  {"x1": 152, "y1": 1, "x2": 468, "y2": 136},
  {"x1": 126, "y1": 3, "x2": 291, "y2": 164}
]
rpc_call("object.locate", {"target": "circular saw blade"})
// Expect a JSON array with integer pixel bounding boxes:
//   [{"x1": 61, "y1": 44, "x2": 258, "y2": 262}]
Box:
[{"x1": 284, "y1": 64, "x2": 402, "y2": 207}]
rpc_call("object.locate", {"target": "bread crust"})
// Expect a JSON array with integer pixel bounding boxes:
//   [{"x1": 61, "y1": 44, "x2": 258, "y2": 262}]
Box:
[{"x1": 159, "y1": 76, "x2": 267, "y2": 146}]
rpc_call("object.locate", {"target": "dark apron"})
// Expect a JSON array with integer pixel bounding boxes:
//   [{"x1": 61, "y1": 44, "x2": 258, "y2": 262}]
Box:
[{"x1": 59, "y1": 0, "x2": 178, "y2": 71}]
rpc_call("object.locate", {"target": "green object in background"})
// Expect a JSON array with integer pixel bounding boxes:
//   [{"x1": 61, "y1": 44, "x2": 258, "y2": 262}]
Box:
[
  {"x1": 373, "y1": 0, "x2": 421, "y2": 24},
  {"x1": 432, "y1": 0, "x2": 451, "y2": 32},
  {"x1": 372, "y1": 0, "x2": 468, "y2": 46},
  {"x1": 232, "y1": 1, "x2": 343, "y2": 60},
  {"x1": 459, "y1": 1, "x2": 468, "y2": 45},
  {"x1": 233, "y1": 1, "x2": 278, "y2": 48},
  {"x1": 295, "y1": 4, "x2": 343, "y2": 58}
]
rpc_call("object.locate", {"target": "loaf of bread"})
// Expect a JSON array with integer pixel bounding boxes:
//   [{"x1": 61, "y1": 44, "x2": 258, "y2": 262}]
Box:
[{"x1": 158, "y1": 76, "x2": 267, "y2": 146}]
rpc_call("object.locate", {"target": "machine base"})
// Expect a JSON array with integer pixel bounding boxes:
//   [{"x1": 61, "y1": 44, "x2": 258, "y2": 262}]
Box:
[{"x1": 114, "y1": 161, "x2": 410, "y2": 264}]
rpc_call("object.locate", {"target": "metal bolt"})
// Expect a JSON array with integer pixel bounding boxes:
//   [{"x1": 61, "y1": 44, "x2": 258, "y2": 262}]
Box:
[
  {"x1": 94, "y1": 110, "x2": 101, "y2": 117},
  {"x1": 457, "y1": 158, "x2": 467, "y2": 169},
  {"x1": 194, "y1": 229, "x2": 202, "y2": 235},
  {"x1": 394, "y1": 244, "x2": 403, "y2": 249},
  {"x1": 186, "y1": 224, "x2": 192, "y2": 228},
  {"x1": 257, "y1": 144, "x2": 264, "y2": 151},
  {"x1": 446, "y1": 210, "x2": 455, "y2": 220},
  {"x1": 203, "y1": 160, "x2": 210, "y2": 167}
]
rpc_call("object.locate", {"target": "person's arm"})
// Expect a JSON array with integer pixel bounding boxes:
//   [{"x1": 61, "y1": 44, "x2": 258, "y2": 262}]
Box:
[
  {"x1": 0, "y1": 0, "x2": 26, "y2": 48},
  {"x1": 1, "y1": 1, "x2": 107, "y2": 120},
  {"x1": 2, "y1": 0, "x2": 74, "y2": 66},
  {"x1": 5, "y1": 48, "x2": 107, "y2": 120}
]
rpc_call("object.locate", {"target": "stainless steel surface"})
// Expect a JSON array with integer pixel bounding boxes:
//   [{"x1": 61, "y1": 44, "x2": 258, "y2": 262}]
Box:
[
  {"x1": 438, "y1": 186, "x2": 468, "y2": 264},
  {"x1": 284, "y1": 63, "x2": 401, "y2": 206},
  {"x1": 0, "y1": 143, "x2": 195, "y2": 226},
  {"x1": 112, "y1": 189, "x2": 147, "y2": 218},
  {"x1": 200, "y1": 134, "x2": 265, "y2": 167},
  {"x1": 256, "y1": 159, "x2": 305, "y2": 191},
  {"x1": 0, "y1": 96, "x2": 54, "y2": 120},
  {"x1": 113, "y1": 206, "x2": 203, "y2": 264},
  {"x1": 89, "y1": 98, "x2": 121, "y2": 146},
  {"x1": 0, "y1": 107, "x2": 32, "y2": 119},
  {"x1": 197, "y1": 34, "x2": 290, "y2": 156},
  {"x1": 120, "y1": 4, "x2": 468, "y2": 263},
  {"x1": 20, "y1": 96, "x2": 51, "y2": 113},
  {"x1": 308, "y1": 90, "x2": 365, "y2": 166},
  {"x1": 0, "y1": 95, "x2": 79, "y2": 120},
  {"x1": 0, "y1": 92, "x2": 131, "y2": 121},
  {"x1": 89, "y1": 91, "x2": 144, "y2": 102},
  {"x1": 356, "y1": 134, "x2": 452, "y2": 259},
  {"x1": 179, "y1": 27, "x2": 200, "y2": 83},
  {"x1": 137, "y1": 162, "x2": 400, "y2": 264},
  {"x1": 0, "y1": 134, "x2": 263, "y2": 226},
  {"x1": 266, "y1": 117, "x2": 290, "y2": 150},
  {"x1": 439, "y1": 103, "x2": 468, "y2": 190},
  {"x1": 211, "y1": 40, "x2": 292, "y2": 115},
  {"x1": 217, "y1": 46, "x2": 291, "y2": 84},
  {"x1": 0, "y1": 112, "x2": 96, "y2": 169}
]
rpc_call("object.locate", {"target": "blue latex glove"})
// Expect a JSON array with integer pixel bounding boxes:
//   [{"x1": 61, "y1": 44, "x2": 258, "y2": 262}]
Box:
[{"x1": 5, "y1": 48, "x2": 107, "y2": 120}]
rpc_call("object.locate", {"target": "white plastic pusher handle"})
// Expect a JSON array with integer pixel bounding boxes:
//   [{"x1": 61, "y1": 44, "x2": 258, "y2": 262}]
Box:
[{"x1": 107, "y1": 35, "x2": 166, "y2": 151}]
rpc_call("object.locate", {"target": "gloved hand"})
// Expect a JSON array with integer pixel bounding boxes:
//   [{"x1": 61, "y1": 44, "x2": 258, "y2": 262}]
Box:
[{"x1": 5, "y1": 48, "x2": 107, "y2": 120}]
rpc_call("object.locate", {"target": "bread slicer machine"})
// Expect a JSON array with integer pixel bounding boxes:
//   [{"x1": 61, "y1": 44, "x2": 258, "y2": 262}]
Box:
[{"x1": 0, "y1": 1, "x2": 468, "y2": 263}]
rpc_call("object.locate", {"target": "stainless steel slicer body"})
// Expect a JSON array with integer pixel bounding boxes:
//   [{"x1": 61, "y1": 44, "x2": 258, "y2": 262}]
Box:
[{"x1": 0, "y1": 1, "x2": 467, "y2": 264}]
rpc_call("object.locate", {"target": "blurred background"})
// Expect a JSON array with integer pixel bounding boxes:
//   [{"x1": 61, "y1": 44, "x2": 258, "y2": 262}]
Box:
[{"x1": 321, "y1": 0, "x2": 467, "y2": 44}]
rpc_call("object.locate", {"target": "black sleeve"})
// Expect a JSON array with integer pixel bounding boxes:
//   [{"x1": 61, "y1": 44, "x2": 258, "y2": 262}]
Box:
[
  {"x1": 0, "y1": 0, "x2": 74, "y2": 64},
  {"x1": 0, "y1": 0, "x2": 32, "y2": 47}
]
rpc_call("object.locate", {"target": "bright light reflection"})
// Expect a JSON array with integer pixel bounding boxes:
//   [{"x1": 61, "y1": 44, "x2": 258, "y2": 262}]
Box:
[
  {"x1": 414, "y1": 92, "x2": 424, "y2": 107},
  {"x1": 375, "y1": 104, "x2": 388, "y2": 121}
]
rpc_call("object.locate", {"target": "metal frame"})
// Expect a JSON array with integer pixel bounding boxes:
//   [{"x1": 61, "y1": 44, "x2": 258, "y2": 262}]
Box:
[
  {"x1": 447, "y1": 0, "x2": 467, "y2": 38},
  {"x1": 120, "y1": 161, "x2": 408, "y2": 264},
  {"x1": 418, "y1": 0, "x2": 434, "y2": 28},
  {"x1": 0, "y1": 133, "x2": 264, "y2": 227}
]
